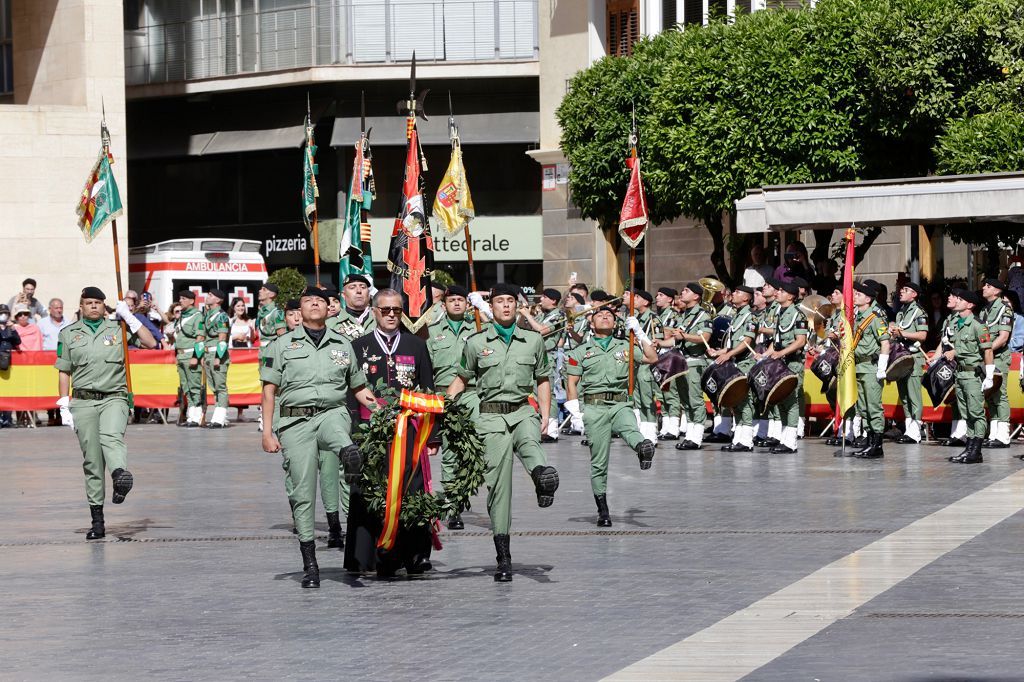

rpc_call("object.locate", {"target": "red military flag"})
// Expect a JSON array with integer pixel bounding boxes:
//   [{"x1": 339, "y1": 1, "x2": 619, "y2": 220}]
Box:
[{"x1": 618, "y1": 154, "x2": 649, "y2": 248}]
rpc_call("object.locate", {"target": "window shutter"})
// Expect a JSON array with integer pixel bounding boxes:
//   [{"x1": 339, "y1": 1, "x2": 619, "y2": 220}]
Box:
[{"x1": 607, "y1": 0, "x2": 639, "y2": 57}]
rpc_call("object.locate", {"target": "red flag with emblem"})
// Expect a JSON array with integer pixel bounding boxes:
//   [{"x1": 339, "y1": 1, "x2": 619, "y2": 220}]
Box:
[
  {"x1": 618, "y1": 155, "x2": 648, "y2": 248},
  {"x1": 386, "y1": 123, "x2": 434, "y2": 324}
]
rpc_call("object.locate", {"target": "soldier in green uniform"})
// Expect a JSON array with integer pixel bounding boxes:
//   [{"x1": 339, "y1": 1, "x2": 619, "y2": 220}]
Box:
[
  {"x1": 760, "y1": 280, "x2": 808, "y2": 453},
  {"x1": 625, "y1": 289, "x2": 661, "y2": 443},
  {"x1": 174, "y1": 290, "x2": 206, "y2": 427},
  {"x1": 654, "y1": 287, "x2": 683, "y2": 441},
  {"x1": 711, "y1": 286, "x2": 758, "y2": 451},
  {"x1": 426, "y1": 285, "x2": 481, "y2": 530},
  {"x1": 941, "y1": 288, "x2": 995, "y2": 463},
  {"x1": 850, "y1": 282, "x2": 891, "y2": 459},
  {"x1": 260, "y1": 287, "x2": 379, "y2": 588},
  {"x1": 201, "y1": 288, "x2": 231, "y2": 428},
  {"x1": 446, "y1": 282, "x2": 559, "y2": 583},
  {"x1": 55, "y1": 287, "x2": 157, "y2": 539},
  {"x1": 753, "y1": 280, "x2": 783, "y2": 447},
  {"x1": 889, "y1": 281, "x2": 929, "y2": 444},
  {"x1": 672, "y1": 283, "x2": 712, "y2": 450},
  {"x1": 518, "y1": 288, "x2": 566, "y2": 442},
  {"x1": 327, "y1": 273, "x2": 378, "y2": 341},
  {"x1": 979, "y1": 278, "x2": 1012, "y2": 448},
  {"x1": 564, "y1": 306, "x2": 657, "y2": 526},
  {"x1": 560, "y1": 292, "x2": 590, "y2": 438}
]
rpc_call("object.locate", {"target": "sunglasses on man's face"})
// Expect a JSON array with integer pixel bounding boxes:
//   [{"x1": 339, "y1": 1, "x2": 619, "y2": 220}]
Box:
[{"x1": 377, "y1": 306, "x2": 403, "y2": 316}]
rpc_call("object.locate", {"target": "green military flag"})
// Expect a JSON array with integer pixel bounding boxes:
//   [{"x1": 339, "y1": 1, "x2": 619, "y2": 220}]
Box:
[
  {"x1": 76, "y1": 146, "x2": 123, "y2": 243},
  {"x1": 302, "y1": 112, "x2": 319, "y2": 231},
  {"x1": 339, "y1": 134, "x2": 375, "y2": 279}
]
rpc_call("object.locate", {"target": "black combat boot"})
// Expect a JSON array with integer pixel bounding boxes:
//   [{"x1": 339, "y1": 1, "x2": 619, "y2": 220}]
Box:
[
  {"x1": 299, "y1": 540, "x2": 320, "y2": 588},
  {"x1": 447, "y1": 512, "x2": 464, "y2": 530},
  {"x1": 493, "y1": 534, "x2": 513, "y2": 582},
  {"x1": 951, "y1": 437, "x2": 984, "y2": 464},
  {"x1": 339, "y1": 445, "x2": 363, "y2": 484},
  {"x1": 852, "y1": 431, "x2": 875, "y2": 457},
  {"x1": 856, "y1": 432, "x2": 884, "y2": 459},
  {"x1": 326, "y1": 511, "x2": 343, "y2": 549},
  {"x1": 530, "y1": 466, "x2": 559, "y2": 508},
  {"x1": 594, "y1": 494, "x2": 612, "y2": 527},
  {"x1": 635, "y1": 439, "x2": 655, "y2": 470},
  {"x1": 948, "y1": 437, "x2": 974, "y2": 462},
  {"x1": 86, "y1": 505, "x2": 105, "y2": 540},
  {"x1": 110, "y1": 468, "x2": 133, "y2": 504}
]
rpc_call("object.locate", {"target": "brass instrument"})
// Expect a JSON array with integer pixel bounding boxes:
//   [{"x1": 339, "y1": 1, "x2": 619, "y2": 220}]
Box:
[
  {"x1": 540, "y1": 294, "x2": 626, "y2": 337},
  {"x1": 698, "y1": 277, "x2": 724, "y2": 315},
  {"x1": 798, "y1": 294, "x2": 836, "y2": 339}
]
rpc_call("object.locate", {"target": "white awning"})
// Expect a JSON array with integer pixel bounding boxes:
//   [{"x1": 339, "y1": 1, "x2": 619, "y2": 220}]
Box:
[{"x1": 735, "y1": 172, "x2": 1024, "y2": 233}]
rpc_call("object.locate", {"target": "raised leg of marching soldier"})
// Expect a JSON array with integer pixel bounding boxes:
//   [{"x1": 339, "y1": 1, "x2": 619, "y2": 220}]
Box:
[
  {"x1": 657, "y1": 380, "x2": 682, "y2": 441},
  {"x1": 478, "y1": 414, "x2": 554, "y2": 534},
  {"x1": 895, "y1": 369, "x2": 924, "y2": 444},
  {"x1": 582, "y1": 400, "x2": 653, "y2": 526},
  {"x1": 72, "y1": 396, "x2": 133, "y2": 538},
  {"x1": 202, "y1": 352, "x2": 231, "y2": 428}
]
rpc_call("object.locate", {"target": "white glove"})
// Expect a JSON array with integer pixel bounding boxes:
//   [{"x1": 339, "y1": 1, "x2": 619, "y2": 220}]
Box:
[
  {"x1": 563, "y1": 398, "x2": 582, "y2": 420},
  {"x1": 876, "y1": 354, "x2": 889, "y2": 381},
  {"x1": 56, "y1": 396, "x2": 74, "y2": 429},
  {"x1": 982, "y1": 364, "x2": 995, "y2": 391},
  {"x1": 115, "y1": 301, "x2": 143, "y2": 334},
  {"x1": 625, "y1": 316, "x2": 650, "y2": 346},
  {"x1": 468, "y1": 292, "x2": 493, "y2": 320}
]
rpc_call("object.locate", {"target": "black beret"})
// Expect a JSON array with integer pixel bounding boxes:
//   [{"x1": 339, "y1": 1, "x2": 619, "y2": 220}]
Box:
[
  {"x1": 592, "y1": 305, "x2": 617, "y2": 316},
  {"x1": 207, "y1": 288, "x2": 226, "y2": 300},
  {"x1": 81, "y1": 286, "x2": 106, "y2": 301},
  {"x1": 300, "y1": 287, "x2": 331, "y2": 303},
  {"x1": 343, "y1": 274, "x2": 371, "y2": 288},
  {"x1": 285, "y1": 299, "x2": 301, "y2": 311},
  {"x1": 790, "y1": 277, "x2": 809, "y2": 290},
  {"x1": 684, "y1": 282, "x2": 704, "y2": 297},
  {"x1": 734, "y1": 285, "x2": 755, "y2": 297},
  {"x1": 634, "y1": 289, "x2": 654, "y2": 304},
  {"x1": 902, "y1": 281, "x2": 923, "y2": 295},
  {"x1": 569, "y1": 292, "x2": 586, "y2": 306},
  {"x1": 590, "y1": 289, "x2": 608, "y2": 301},
  {"x1": 951, "y1": 288, "x2": 982, "y2": 307},
  {"x1": 778, "y1": 281, "x2": 799, "y2": 297},
  {"x1": 657, "y1": 287, "x2": 679, "y2": 298},
  {"x1": 261, "y1": 282, "x2": 279, "y2": 295},
  {"x1": 983, "y1": 278, "x2": 1007, "y2": 292},
  {"x1": 542, "y1": 288, "x2": 562, "y2": 303},
  {"x1": 490, "y1": 282, "x2": 521, "y2": 301},
  {"x1": 177, "y1": 289, "x2": 196, "y2": 300},
  {"x1": 323, "y1": 287, "x2": 340, "y2": 299},
  {"x1": 763, "y1": 278, "x2": 781, "y2": 289},
  {"x1": 444, "y1": 285, "x2": 469, "y2": 299},
  {"x1": 853, "y1": 281, "x2": 875, "y2": 297}
]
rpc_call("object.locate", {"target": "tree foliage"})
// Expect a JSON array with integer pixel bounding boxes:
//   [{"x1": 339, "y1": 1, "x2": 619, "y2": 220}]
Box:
[{"x1": 267, "y1": 267, "x2": 306, "y2": 307}]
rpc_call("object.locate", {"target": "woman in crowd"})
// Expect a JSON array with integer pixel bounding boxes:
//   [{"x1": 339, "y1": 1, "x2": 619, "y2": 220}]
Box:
[
  {"x1": 163, "y1": 303, "x2": 182, "y2": 346},
  {"x1": 229, "y1": 297, "x2": 255, "y2": 348}
]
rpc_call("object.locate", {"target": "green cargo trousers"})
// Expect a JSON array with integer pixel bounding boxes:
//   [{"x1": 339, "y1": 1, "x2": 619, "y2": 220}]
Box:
[
  {"x1": 678, "y1": 362, "x2": 707, "y2": 426},
  {"x1": 956, "y1": 370, "x2": 987, "y2": 437},
  {"x1": 70, "y1": 395, "x2": 130, "y2": 506},
  {"x1": 896, "y1": 360, "x2": 923, "y2": 422},
  {"x1": 582, "y1": 400, "x2": 644, "y2": 495},
  {"x1": 632, "y1": 364, "x2": 658, "y2": 422},
  {"x1": 856, "y1": 364, "x2": 885, "y2": 433},
  {"x1": 660, "y1": 379, "x2": 681, "y2": 421},
  {"x1": 478, "y1": 412, "x2": 548, "y2": 536},
  {"x1": 176, "y1": 357, "x2": 204, "y2": 407},
  {"x1": 277, "y1": 407, "x2": 352, "y2": 542},
  {"x1": 983, "y1": 355, "x2": 1010, "y2": 425},
  {"x1": 202, "y1": 354, "x2": 230, "y2": 408},
  {"x1": 778, "y1": 361, "x2": 805, "y2": 428}
]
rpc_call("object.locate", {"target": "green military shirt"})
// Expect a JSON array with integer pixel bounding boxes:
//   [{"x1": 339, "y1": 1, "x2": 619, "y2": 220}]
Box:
[
  {"x1": 773, "y1": 303, "x2": 809, "y2": 369},
  {"x1": 173, "y1": 306, "x2": 205, "y2": 357},
  {"x1": 952, "y1": 313, "x2": 992, "y2": 366},
  {"x1": 854, "y1": 306, "x2": 889, "y2": 370},
  {"x1": 658, "y1": 306, "x2": 679, "y2": 331},
  {"x1": 565, "y1": 336, "x2": 644, "y2": 396},
  {"x1": 563, "y1": 314, "x2": 590, "y2": 351},
  {"x1": 54, "y1": 318, "x2": 137, "y2": 393},
  {"x1": 256, "y1": 302, "x2": 285, "y2": 339},
  {"x1": 636, "y1": 308, "x2": 662, "y2": 340},
  {"x1": 327, "y1": 307, "x2": 377, "y2": 341},
  {"x1": 725, "y1": 304, "x2": 758, "y2": 371},
  {"x1": 894, "y1": 300, "x2": 928, "y2": 355},
  {"x1": 427, "y1": 316, "x2": 479, "y2": 389},
  {"x1": 979, "y1": 299, "x2": 1011, "y2": 360},
  {"x1": 458, "y1": 324, "x2": 549, "y2": 425},
  {"x1": 538, "y1": 308, "x2": 565, "y2": 354},
  {"x1": 762, "y1": 301, "x2": 781, "y2": 334},
  {"x1": 203, "y1": 306, "x2": 230, "y2": 353},
  {"x1": 259, "y1": 326, "x2": 366, "y2": 416},
  {"x1": 678, "y1": 305, "x2": 712, "y2": 364}
]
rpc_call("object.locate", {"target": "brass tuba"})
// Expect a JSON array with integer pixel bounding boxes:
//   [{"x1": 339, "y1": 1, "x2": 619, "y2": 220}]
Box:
[
  {"x1": 698, "y1": 277, "x2": 724, "y2": 315},
  {"x1": 798, "y1": 294, "x2": 836, "y2": 339}
]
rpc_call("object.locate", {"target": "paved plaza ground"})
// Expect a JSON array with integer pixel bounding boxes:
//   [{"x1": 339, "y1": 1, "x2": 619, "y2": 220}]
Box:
[{"x1": 2, "y1": 417, "x2": 1024, "y2": 680}]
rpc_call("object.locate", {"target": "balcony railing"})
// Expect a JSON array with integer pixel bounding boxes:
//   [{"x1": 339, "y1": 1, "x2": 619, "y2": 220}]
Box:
[{"x1": 126, "y1": 0, "x2": 538, "y2": 86}]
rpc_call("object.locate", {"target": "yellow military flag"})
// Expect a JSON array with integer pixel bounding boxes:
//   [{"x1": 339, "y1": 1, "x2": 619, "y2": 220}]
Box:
[
  {"x1": 835, "y1": 228, "x2": 858, "y2": 434},
  {"x1": 433, "y1": 136, "x2": 475, "y2": 235}
]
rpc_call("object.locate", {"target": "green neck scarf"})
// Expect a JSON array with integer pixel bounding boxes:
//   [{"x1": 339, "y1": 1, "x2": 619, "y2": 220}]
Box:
[
  {"x1": 493, "y1": 322, "x2": 516, "y2": 346},
  {"x1": 447, "y1": 318, "x2": 464, "y2": 335},
  {"x1": 83, "y1": 317, "x2": 104, "y2": 333},
  {"x1": 594, "y1": 334, "x2": 613, "y2": 351}
]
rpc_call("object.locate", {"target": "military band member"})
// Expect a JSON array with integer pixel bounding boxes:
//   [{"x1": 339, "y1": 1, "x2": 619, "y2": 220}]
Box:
[
  {"x1": 711, "y1": 286, "x2": 758, "y2": 451},
  {"x1": 201, "y1": 288, "x2": 231, "y2": 428},
  {"x1": 672, "y1": 283, "x2": 712, "y2": 450},
  {"x1": 426, "y1": 285, "x2": 480, "y2": 530},
  {"x1": 328, "y1": 273, "x2": 378, "y2": 341},
  {"x1": 654, "y1": 287, "x2": 683, "y2": 440},
  {"x1": 260, "y1": 287, "x2": 378, "y2": 588},
  {"x1": 174, "y1": 289, "x2": 206, "y2": 427},
  {"x1": 979, "y1": 278, "x2": 1012, "y2": 448},
  {"x1": 564, "y1": 306, "x2": 657, "y2": 526},
  {"x1": 850, "y1": 282, "x2": 890, "y2": 459},
  {"x1": 518, "y1": 288, "x2": 566, "y2": 442},
  {"x1": 625, "y1": 289, "x2": 660, "y2": 442},
  {"x1": 447, "y1": 282, "x2": 559, "y2": 582},
  {"x1": 889, "y1": 282, "x2": 928, "y2": 444},
  {"x1": 55, "y1": 287, "x2": 157, "y2": 539},
  {"x1": 942, "y1": 288, "x2": 994, "y2": 463},
  {"x1": 761, "y1": 280, "x2": 808, "y2": 453},
  {"x1": 755, "y1": 280, "x2": 783, "y2": 447}
]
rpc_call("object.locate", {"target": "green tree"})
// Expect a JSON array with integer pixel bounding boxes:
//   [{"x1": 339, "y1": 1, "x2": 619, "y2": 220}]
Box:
[{"x1": 266, "y1": 267, "x2": 306, "y2": 307}]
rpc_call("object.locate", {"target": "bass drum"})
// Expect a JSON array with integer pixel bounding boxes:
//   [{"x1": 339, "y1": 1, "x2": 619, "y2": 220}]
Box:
[
  {"x1": 748, "y1": 358, "x2": 798, "y2": 412},
  {"x1": 924, "y1": 357, "x2": 957, "y2": 406},
  {"x1": 811, "y1": 346, "x2": 839, "y2": 390},
  {"x1": 651, "y1": 349, "x2": 688, "y2": 390},
  {"x1": 701, "y1": 361, "x2": 748, "y2": 409},
  {"x1": 885, "y1": 341, "x2": 917, "y2": 382},
  {"x1": 709, "y1": 315, "x2": 732, "y2": 350}
]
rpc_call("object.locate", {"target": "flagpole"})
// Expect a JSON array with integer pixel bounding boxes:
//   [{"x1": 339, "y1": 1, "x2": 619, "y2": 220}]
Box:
[
  {"x1": 626, "y1": 126, "x2": 638, "y2": 397},
  {"x1": 447, "y1": 93, "x2": 482, "y2": 333},
  {"x1": 312, "y1": 211, "x2": 321, "y2": 287},
  {"x1": 465, "y1": 221, "x2": 482, "y2": 332},
  {"x1": 101, "y1": 116, "x2": 134, "y2": 397}
]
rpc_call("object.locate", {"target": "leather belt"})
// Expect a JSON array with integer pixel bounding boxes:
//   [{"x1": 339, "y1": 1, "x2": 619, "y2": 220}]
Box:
[
  {"x1": 71, "y1": 389, "x2": 124, "y2": 401},
  {"x1": 280, "y1": 405, "x2": 329, "y2": 418},
  {"x1": 583, "y1": 392, "x2": 628, "y2": 404},
  {"x1": 479, "y1": 400, "x2": 526, "y2": 414},
  {"x1": 855, "y1": 354, "x2": 879, "y2": 363},
  {"x1": 956, "y1": 362, "x2": 979, "y2": 372}
]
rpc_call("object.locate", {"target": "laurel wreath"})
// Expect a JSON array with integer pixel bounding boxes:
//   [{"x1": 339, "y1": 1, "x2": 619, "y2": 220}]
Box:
[{"x1": 357, "y1": 388, "x2": 486, "y2": 529}]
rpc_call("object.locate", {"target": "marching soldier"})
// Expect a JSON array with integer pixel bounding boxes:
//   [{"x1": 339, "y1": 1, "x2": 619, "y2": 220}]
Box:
[
  {"x1": 518, "y1": 288, "x2": 566, "y2": 442},
  {"x1": 980, "y1": 278, "x2": 1012, "y2": 448},
  {"x1": 760, "y1": 280, "x2": 808, "y2": 453},
  {"x1": 711, "y1": 286, "x2": 758, "y2": 451},
  {"x1": 426, "y1": 285, "x2": 481, "y2": 530},
  {"x1": 754, "y1": 280, "x2": 783, "y2": 446},
  {"x1": 174, "y1": 290, "x2": 206, "y2": 427},
  {"x1": 890, "y1": 282, "x2": 928, "y2": 444},
  {"x1": 256, "y1": 283, "x2": 286, "y2": 340},
  {"x1": 564, "y1": 306, "x2": 657, "y2": 526},
  {"x1": 850, "y1": 282, "x2": 890, "y2": 459},
  {"x1": 201, "y1": 288, "x2": 231, "y2": 428},
  {"x1": 625, "y1": 289, "x2": 661, "y2": 442},
  {"x1": 941, "y1": 288, "x2": 994, "y2": 463},
  {"x1": 933, "y1": 295, "x2": 969, "y2": 447},
  {"x1": 328, "y1": 273, "x2": 377, "y2": 341},
  {"x1": 446, "y1": 282, "x2": 559, "y2": 582},
  {"x1": 654, "y1": 287, "x2": 683, "y2": 441},
  {"x1": 55, "y1": 287, "x2": 157, "y2": 539},
  {"x1": 260, "y1": 287, "x2": 379, "y2": 588},
  {"x1": 672, "y1": 283, "x2": 712, "y2": 450}
]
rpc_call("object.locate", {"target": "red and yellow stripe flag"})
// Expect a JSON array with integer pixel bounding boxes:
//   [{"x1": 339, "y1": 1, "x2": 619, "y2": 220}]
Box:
[{"x1": 836, "y1": 228, "x2": 858, "y2": 433}]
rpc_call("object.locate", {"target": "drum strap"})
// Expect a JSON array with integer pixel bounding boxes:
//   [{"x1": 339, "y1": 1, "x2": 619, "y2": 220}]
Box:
[{"x1": 852, "y1": 312, "x2": 877, "y2": 348}]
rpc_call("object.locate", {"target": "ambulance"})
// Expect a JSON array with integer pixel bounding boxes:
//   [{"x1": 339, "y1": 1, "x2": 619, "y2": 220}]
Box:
[{"x1": 128, "y1": 238, "x2": 268, "y2": 315}]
